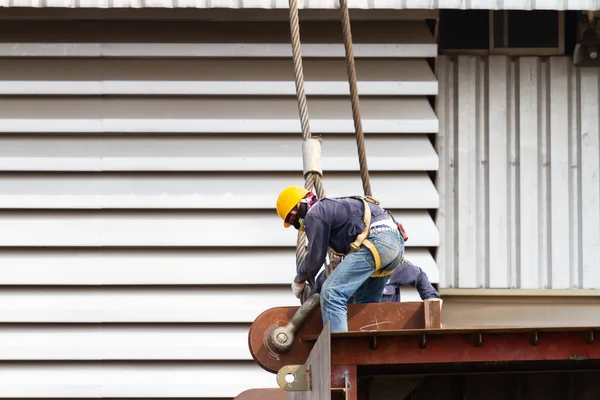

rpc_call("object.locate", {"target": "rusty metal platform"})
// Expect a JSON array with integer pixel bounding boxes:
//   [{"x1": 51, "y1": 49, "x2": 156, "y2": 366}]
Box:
[
  {"x1": 249, "y1": 300, "x2": 442, "y2": 373},
  {"x1": 237, "y1": 299, "x2": 600, "y2": 400}
]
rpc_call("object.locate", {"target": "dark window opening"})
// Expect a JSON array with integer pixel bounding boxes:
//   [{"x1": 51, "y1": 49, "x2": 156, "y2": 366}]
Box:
[
  {"x1": 439, "y1": 9, "x2": 571, "y2": 55},
  {"x1": 439, "y1": 10, "x2": 490, "y2": 50},
  {"x1": 495, "y1": 10, "x2": 559, "y2": 48}
]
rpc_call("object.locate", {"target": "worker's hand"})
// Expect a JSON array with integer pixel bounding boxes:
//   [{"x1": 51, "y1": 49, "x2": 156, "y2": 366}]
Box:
[{"x1": 291, "y1": 282, "x2": 305, "y2": 299}]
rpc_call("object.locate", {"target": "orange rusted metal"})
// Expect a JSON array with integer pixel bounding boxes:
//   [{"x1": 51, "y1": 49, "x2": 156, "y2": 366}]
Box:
[{"x1": 248, "y1": 301, "x2": 441, "y2": 373}]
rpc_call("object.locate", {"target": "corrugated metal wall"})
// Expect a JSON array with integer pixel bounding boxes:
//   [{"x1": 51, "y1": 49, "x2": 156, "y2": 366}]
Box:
[
  {"x1": 0, "y1": 19, "x2": 439, "y2": 398},
  {"x1": 436, "y1": 55, "x2": 600, "y2": 290}
]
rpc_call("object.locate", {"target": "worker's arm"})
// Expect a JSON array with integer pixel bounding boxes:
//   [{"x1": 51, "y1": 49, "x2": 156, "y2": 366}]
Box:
[
  {"x1": 294, "y1": 213, "x2": 331, "y2": 284},
  {"x1": 390, "y1": 259, "x2": 440, "y2": 300}
]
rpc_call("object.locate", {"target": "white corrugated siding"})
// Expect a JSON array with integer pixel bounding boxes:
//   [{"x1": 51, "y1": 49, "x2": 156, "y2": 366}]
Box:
[
  {"x1": 2, "y1": 0, "x2": 600, "y2": 9},
  {"x1": 0, "y1": 19, "x2": 439, "y2": 398},
  {"x1": 436, "y1": 55, "x2": 600, "y2": 290}
]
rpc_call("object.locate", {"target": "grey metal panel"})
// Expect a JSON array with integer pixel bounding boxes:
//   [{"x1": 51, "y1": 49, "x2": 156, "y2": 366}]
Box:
[
  {"x1": 0, "y1": 362, "x2": 275, "y2": 398},
  {"x1": 436, "y1": 55, "x2": 600, "y2": 290},
  {"x1": 0, "y1": 97, "x2": 438, "y2": 134},
  {"x1": 2, "y1": 0, "x2": 600, "y2": 9},
  {"x1": 0, "y1": 136, "x2": 439, "y2": 171},
  {"x1": 0, "y1": 325, "x2": 255, "y2": 360},
  {"x1": 0, "y1": 287, "x2": 298, "y2": 323},
  {"x1": 0, "y1": 172, "x2": 439, "y2": 209},
  {"x1": 0, "y1": 18, "x2": 440, "y2": 400},
  {"x1": 0, "y1": 59, "x2": 438, "y2": 96},
  {"x1": 0, "y1": 210, "x2": 439, "y2": 247},
  {"x1": 0, "y1": 248, "x2": 439, "y2": 285}
]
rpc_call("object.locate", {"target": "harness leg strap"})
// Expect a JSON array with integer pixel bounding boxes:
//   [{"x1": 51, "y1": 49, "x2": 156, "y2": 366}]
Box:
[{"x1": 348, "y1": 197, "x2": 398, "y2": 278}]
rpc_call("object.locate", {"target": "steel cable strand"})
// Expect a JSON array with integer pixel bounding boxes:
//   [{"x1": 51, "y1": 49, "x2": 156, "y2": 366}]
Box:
[
  {"x1": 339, "y1": 0, "x2": 372, "y2": 197},
  {"x1": 288, "y1": 0, "x2": 333, "y2": 304}
]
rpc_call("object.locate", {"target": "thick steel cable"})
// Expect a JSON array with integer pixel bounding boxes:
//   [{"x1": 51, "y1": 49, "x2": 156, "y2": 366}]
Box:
[
  {"x1": 288, "y1": 0, "x2": 333, "y2": 304},
  {"x1": 339, "y1": 0, "x2": 372, "y2": 197}
]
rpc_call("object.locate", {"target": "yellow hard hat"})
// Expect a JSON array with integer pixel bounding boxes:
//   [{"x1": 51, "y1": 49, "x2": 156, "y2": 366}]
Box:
[{"x1": 276, "y1": 185, "x2": 309, "y2": 227}]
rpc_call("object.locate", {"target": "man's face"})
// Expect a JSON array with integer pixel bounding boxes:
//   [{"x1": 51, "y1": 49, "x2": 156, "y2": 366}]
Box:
[{"x1": 284, "y1": 202, "x2": 303, "y2": 231}]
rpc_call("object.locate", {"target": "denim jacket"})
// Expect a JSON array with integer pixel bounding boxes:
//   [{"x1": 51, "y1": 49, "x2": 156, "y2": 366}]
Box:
[{"x1": 294, "y1": 197, "x2": 390, "y2": 284}]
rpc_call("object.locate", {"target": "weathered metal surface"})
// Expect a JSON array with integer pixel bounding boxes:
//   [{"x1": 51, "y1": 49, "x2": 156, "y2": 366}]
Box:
[
  {"x1": 439, "y1": 294, "x2": 600, "y2": 329},
  {"x1": 437, "y1": 55, "x2": 600, "y2": 291},
  {"x1": 2, "y1": 0, "x2": 599, "y2": 10},
  {"x1": 234, "y1": 388, "x2": 289, "y2": 400},
  {"x1": 424, "y1": 299, "x2": 442, "y2": 329},
  {"x1": 249, "y1": 302, "x2": 433, "y2": 373},
  {"x1": 331, "y1": 328, "x2": 600, "y2": 366},
  {"x1": 277, "y1": 364, "x2": 311, "y2": 391},
  {"x1": 331, "y1": 365, "x2": 357, "y2": 400},
  {"x1": 288, "y1": 322, "x2": 331, "y2": 400}
]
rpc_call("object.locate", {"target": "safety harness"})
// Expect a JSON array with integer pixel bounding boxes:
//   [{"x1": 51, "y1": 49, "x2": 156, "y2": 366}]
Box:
[{"x1": 331, "y1": 195, "x2": 408, "y2": 279}]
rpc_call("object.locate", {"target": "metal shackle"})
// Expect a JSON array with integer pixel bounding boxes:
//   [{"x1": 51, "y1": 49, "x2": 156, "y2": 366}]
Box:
[{"x1": 268, "y1": 294, "x2": 321, "y2": 353}]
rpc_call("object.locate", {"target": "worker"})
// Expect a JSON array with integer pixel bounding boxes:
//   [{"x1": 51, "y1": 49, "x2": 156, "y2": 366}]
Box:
[
  {"x1": 309, "y1": 258, "x2": 441, "y2": 302},
  {"x1": 381, "y1": 258, "x2": 441, "y2": 302},
  {"x1": 276, "y1": 185, "x2": 405, "y2": 333}
]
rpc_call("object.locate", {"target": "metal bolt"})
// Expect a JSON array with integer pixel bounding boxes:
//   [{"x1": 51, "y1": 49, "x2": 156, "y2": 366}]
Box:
[
  {"x1": 277, "y1": 332, "x2": 289, "y2": 344},
  {"x1": 267, "y1": 294, "x2": 321, "y2": 354}
]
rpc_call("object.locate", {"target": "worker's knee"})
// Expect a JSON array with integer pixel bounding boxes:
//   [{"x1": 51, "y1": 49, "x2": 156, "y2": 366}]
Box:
[{"x1": 320, "y1": 284, "x2": 345, "y2": 310}]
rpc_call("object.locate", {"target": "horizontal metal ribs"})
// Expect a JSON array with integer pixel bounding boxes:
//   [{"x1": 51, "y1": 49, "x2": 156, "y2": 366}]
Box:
[{"x1": 330, "y1": 327, "x2": 600, "y2": 367}]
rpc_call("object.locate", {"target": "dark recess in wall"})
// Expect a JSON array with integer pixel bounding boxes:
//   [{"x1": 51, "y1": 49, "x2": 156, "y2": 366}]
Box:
[
  {"x1": 438, "y1": 10, "x2": 490, "y2": 50},
  {"x1": 438, "y1": 9, "x2": 579, "y2": 54}
]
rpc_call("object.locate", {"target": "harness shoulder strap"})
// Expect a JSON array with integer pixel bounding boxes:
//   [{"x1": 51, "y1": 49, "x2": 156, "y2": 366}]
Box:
[
  {"x1": 328, "y1": 195, "x2": 381, "y2": 206},
  {"x1": 329, "y1": 195, "x2": 395, "y2": 278},
  {"x1": 349, "y1": 198, "x2": 372, "y2": 252}
]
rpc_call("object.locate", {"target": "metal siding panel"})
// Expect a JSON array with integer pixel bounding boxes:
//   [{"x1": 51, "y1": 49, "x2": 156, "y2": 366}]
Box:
[
  {"x1": 0, "y1": 248, "x2": 439, "y2": 285},
  {"x1": 3, "y1": 0, "x2": 600, "y2": 8},
  {"x1": 508, "y1": 58, "x2": 520, "y2": 289},
  {"x1": 0, "y1": 210, "x2": 439, "y2": 247},
  {"x1": 0, "y1": 326, "x2": 254, "y2": 360},
  {"x1": 0, "y1": 59, "x2": 438, "y2": 96},
  {"x1": 0, "y1": 173, "x2": 438, "y2": 209},
  {"x1": 518, "y1": 57, "x2": 542, "y2": 289},
  {"x1": 0, "y1": 285, "x2": 433, "y2": 323},
  {"x1": 0, "y1": 363, "x2": 276, "y2": 398},
  {"x1": 549, "y1": 58, "x2": 572, "y2": 289},
  {"x1": 487, "y1": 56, "x2": 510, "y2": 288},
  {"x1": 0, "y1": 287, "x2": 297, "y2": 323},
  {"x1": 456, "y1": 56, "x2": 478, "y2": 289},
  {"x1": 434, "y1": 55, "x2": 456, "y2": 288},
  {"x1": 475, "y1": 58, "x2": 488, "y2": 289},
  {"x1": 0, "y1": 136, "x2": 439, "y2": 172},
  {"x1": 570, "y1": 65, "x2": 583, "y2": 288},
  {"x1": 0, "y1": 97, "x2": 438, "y2": 134},
  {"x1": 580, "y1": 68, "x2": 600, "y2": 289},
  {"x1": 0, "y1": 42, "x2": 437, "y2": 59},
  {"x1": 0, "y1": 20, "x2": 440, "y2": 400},
  {"x1": 437, "y1": 55, "x2": 600, "y2": 290}
]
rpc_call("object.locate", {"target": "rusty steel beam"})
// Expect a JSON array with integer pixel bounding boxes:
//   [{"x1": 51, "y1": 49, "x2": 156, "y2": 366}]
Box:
[
  {"x1": 233, "y1": 367, "x2": 358, "y2": 400},
  {"x1": 277, "y1": 322, "x2": 332, "y2": 399},
  {"x1": 249, "y1": 301, "x2": 441, "y2": 373},
  {"x1": 330, "y1": 327, "x2": 600, "y2": 366}
]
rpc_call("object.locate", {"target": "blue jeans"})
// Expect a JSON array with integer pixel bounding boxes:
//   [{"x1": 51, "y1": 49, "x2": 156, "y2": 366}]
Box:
[{"x1": 320, "y1": 228, "x2": 405, "y2": 332}]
